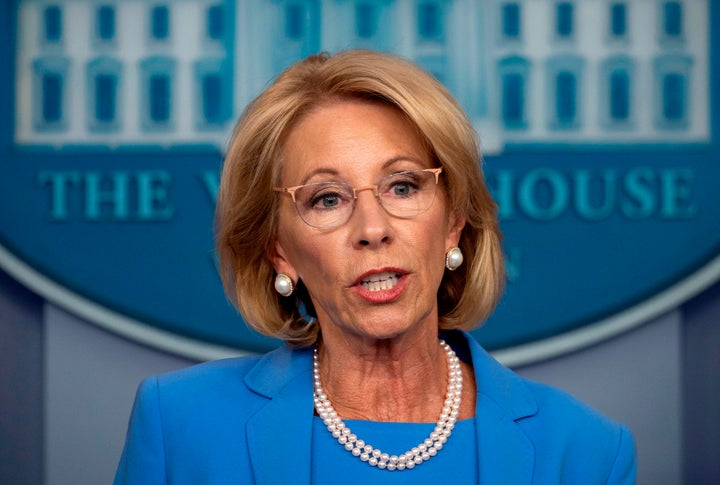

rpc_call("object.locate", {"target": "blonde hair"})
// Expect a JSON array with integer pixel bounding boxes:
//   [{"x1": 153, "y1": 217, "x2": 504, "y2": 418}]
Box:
[{"x1": 216, "y1": 50, "x2": 504, "y2": 346}]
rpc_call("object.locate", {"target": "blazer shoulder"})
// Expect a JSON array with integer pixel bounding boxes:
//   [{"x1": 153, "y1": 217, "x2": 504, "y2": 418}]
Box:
[
  {"x1": 143, "y1": 353, "x2": 266, "y2": 414},
  {"x1": 148, "y1": 343, "x2": 310, "y2": 411},
  {"x1": 116, "y1": 351, "x2": 288, "y2": 484},
  {"x1": 521, "y1": 378, "x2": 623, "y2": 435},
  {"x1": 156, "y1": 353, "x2": 264, "y2": 387},
  {"x1": 450, "y1": 332, "x2": 636, "y2": 483},
  {"x1": 518, "y1": 378, "x2": 637, "y2": 483}
]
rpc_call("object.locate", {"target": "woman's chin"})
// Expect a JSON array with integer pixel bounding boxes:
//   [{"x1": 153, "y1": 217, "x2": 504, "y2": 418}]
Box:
[
  {"x1": 316, "y1": 296, "x2": 437, "y2": 344},
  {"x1": 345, "y1": 318, "x2": 431, "y2": 344}
]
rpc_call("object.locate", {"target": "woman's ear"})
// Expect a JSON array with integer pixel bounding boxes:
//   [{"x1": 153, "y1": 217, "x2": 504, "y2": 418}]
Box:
[
  {"x1": 445, "y1": 210, "x2": 466, "y2": 249},
  {"x1": 269, "y1": 240, "x2": 299, "y2": 281}
]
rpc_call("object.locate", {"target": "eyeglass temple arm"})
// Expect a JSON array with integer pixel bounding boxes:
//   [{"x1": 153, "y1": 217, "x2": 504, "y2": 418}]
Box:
[{"x1": 273, "y1": 186, "x2": 298, "y2": 203}]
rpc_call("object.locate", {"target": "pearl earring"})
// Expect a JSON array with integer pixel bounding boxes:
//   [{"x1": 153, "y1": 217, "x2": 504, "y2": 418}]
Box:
[
  {"x1": 274, "y1": 273, "x2": 294, "y2": 297},
  {"x1": 445, "y1": 247, "x2": 463, "y2": 271}
]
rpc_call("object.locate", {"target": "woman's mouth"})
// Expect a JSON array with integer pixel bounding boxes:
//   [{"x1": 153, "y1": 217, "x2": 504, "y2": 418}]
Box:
[
  {"x1": 353, "y1": 269, "x2": 408, "y2": 303},
  {"x1": 360, "y1": 272, "x2": 400, "y2": 292}
]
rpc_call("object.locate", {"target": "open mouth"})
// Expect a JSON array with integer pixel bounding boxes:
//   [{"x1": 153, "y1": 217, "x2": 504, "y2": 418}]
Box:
[{"x1": 360, "y1": 272, "x2": 401, "y2": 292}]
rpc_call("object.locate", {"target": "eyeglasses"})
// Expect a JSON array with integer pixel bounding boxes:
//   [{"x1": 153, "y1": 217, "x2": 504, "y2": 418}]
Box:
[{"x1": 274, "y1": 168, "x2": 442, "y2": 229}]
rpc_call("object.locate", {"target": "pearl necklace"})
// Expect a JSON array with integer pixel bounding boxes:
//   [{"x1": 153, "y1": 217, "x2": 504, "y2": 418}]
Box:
[{"x1": 312, "y1": 340, "x2": 462, "y2": 471}]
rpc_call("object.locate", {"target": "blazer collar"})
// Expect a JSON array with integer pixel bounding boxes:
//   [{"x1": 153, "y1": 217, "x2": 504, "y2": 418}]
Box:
[
  {"x1": 456, "y1": 331, "x2": 537, "y2": 483},
  {"x1": 244, "y1": 332, "x2": 537, "y2": 484},
  {"x1": 245, "y1": 345, "x2": 314, "y2": 485},
  {"x1": 453, "y1": 331, "x2": 538, "y2": 420}
]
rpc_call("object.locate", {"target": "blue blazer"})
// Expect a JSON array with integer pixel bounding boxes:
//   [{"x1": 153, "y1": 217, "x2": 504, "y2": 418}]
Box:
[{"x1": 115, "y1": 331, "x2": 636, "y2": 484}]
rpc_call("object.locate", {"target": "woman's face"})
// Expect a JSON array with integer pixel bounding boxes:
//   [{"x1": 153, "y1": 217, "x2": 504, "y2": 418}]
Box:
[{"x1": 272, "y1": 99, "x2": 465, "y2": 342}]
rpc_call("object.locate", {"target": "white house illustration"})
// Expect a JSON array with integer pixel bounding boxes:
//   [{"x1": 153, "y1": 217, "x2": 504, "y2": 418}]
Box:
[{"x1": 14, "y1": 0, "x2": 710, "y2": 153}]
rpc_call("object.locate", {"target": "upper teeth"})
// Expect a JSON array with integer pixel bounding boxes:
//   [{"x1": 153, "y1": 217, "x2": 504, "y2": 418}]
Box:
[{"x1": 361, "y1": 272, "x2": 400, "y2": 291}]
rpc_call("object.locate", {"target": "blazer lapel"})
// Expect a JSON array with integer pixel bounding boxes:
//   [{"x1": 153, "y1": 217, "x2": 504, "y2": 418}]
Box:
[
  {"x1": 460, "y1": 332, "x2": 537, "y2": 484},
  {"x1": 475, "y1": 398, "x2": 535, "y2": 483},
  {"x1": 245, "y1": 346, "x2": 315, "y2": 485}
]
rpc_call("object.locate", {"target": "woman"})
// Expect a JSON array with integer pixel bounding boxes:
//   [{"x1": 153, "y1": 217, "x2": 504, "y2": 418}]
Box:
[{"x1": 115, "y1": 50, "x2": 636, "y2": 484}]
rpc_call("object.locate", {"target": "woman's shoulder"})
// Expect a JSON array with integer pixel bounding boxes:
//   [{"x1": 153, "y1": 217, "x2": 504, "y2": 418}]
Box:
[
  {"x1": 458, "y1": 331, "x2": 634, "y2": 453},
  {"x1": 456, "y1": 330, "x2": 626, "y2": 433},
  {"x1": 154, "y1": 352, "x2": 264, "y2": 388},
  {"x1": 518, "y1": 378, "x2": 636, "y2": 482},
  {"x1": 134, "y1": 354, "x2": 265, "y2": 414},
  {"x1": 137, "y1": 343, "x2": 313, "y2": 407},
  {"x1": 458, "y1": 330, "x2": 636, "y2": 482},
  {"x1": 519, "y1": 376, "x2": 628, "y2": 438}
]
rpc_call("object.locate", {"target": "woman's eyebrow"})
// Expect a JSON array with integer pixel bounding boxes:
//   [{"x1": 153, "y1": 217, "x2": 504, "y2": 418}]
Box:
[
  {"x1": 300, "y1": 168, "x2": 340, "y2": 185},
  {"x1": 299, "y1": 156, "x2": 427, "y2": 185},
  {"x1": 381, "y1": 156, "x2": 428, "y2": 170}
]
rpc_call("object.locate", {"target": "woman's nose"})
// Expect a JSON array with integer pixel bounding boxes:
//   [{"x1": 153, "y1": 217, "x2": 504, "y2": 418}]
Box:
[{"x1": 350, "y1": 190, "x2": 392, "y2": 248}]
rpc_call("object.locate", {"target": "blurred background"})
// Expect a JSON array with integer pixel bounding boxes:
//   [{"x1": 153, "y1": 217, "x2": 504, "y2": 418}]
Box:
[{"x1": 1, "y1": 0, "x2": 718, "y2": 483}]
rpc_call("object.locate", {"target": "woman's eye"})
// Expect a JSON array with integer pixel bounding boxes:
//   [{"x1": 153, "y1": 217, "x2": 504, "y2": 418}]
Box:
[
  {"x1": 389, "y1": 180, "x2": 418, "y2": 197},
  {"x1": 310, "y1": 191, "x2": 344, "y2": 209},
  {"x1": 394, "y1": 183, "x2": 411, "y2": 195},
  {"x1": 319, "y1": 194, "x2": 339, "y2": 208}
]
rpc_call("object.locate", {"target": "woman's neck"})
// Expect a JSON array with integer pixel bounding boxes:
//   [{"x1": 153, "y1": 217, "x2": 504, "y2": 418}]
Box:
[{"x1": 315, "y1": 326, "x2": 476, "y2": 422}]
